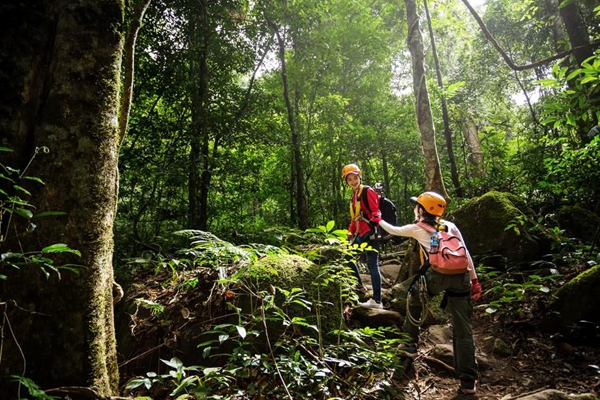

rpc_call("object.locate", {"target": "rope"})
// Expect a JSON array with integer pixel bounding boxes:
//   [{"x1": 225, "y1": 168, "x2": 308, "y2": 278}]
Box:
[{"x1": 405, "y1": 274, "x2": 431, "y2": 327}]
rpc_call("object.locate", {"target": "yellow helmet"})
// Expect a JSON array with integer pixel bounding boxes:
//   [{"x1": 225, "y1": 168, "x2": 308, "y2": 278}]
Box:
[
  {"x1": 411, "y1": 191, "x2": 446, "y2": 216},
  {"x1": 341, "y1": 164, "x2": 361, "y2": 180}
]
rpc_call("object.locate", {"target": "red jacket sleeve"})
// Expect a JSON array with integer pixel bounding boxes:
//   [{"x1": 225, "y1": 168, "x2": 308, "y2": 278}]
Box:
[{"x1": 364, "y1": 188, "x2": 382, "y2": 223}]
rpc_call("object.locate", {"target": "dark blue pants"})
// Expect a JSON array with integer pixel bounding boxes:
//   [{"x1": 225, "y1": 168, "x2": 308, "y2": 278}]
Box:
[{"x1": 348, "y1": 233, "x2": 381, "y2": 302}]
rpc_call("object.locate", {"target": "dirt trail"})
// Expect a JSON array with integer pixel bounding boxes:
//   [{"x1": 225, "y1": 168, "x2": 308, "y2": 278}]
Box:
[{"x1": 401, "y1": 312, "x2": 600, "y2": 399}]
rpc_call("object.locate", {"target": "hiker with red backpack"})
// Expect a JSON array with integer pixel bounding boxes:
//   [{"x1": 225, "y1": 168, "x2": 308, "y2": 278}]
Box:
[
  {"x1": 342, "y1": 163, "x2": 384, "y2": 309},
  {"x1": 377, "y1": 191, "x2": 482, "y2": 395}
]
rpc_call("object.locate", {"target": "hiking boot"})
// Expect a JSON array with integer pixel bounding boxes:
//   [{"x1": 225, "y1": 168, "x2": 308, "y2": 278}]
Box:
[
  {"x1": 356, "y1": 285, "x2": 368, "y2": 294},
  {"x1": 459, "y1": 380, "x2": 476, "y2": 395},
  {"x1": 359, "y1": 298, "x2": 383, "y2": 309}
]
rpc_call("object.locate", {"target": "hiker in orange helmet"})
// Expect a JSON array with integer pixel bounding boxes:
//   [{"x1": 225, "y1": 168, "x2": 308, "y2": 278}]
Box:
[
  {"x1": 377, "y1": 191, "x2": 481, "y2": 395},
  {"x1": 342, "y1": 164, "x2": 384, "y2": 309}
]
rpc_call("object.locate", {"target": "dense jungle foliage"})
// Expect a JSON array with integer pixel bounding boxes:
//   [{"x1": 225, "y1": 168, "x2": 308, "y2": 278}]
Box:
[
  {"x1": 113, "y1": 0, "x2": 600, "y2": 264},
  {"x1": 1, "y1": 0, "x2": 600, "y2": 398}
]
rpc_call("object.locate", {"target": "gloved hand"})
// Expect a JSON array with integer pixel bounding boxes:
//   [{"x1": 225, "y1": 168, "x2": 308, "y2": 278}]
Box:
[{"x1": 471, "y1": 279, "x2": 482, "y2": 301}]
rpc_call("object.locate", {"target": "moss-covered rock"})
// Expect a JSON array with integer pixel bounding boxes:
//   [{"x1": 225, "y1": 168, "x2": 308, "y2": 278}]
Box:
[
  {"x1": 553, "y1": 205, "x2": 600, "y2": 243},
  {"x1": 542, "y1": 265, "x2": 600, "y2": 338},
  {"x1": 451, "y1": 191, "x2": 541, "y2": 266},
  {"x1": 239, "y1": 253, "x2": 347, "y2": 345}
]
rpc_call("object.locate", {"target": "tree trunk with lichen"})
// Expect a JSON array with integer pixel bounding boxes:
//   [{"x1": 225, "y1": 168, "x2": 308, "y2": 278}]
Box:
[
  {"x1": 404, "y1": 0, "x2": 447, "y2": 197},
  {"x1": 0, "y1": 0, "x2": 123, "y2": 396}
]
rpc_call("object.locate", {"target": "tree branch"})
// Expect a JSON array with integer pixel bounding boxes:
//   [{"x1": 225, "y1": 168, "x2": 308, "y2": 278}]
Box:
[
  {"x1": 460, "y1": 0, "x2": 600, "y2": 71},
  {"x1": 118, "y1": 0, "x2": 153, "y2": 147}
]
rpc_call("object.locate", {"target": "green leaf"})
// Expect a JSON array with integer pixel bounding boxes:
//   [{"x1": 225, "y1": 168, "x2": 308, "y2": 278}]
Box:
[
  {"x1": 0, "y1": 173, "x2": 15, "y2": 183},
  {"x1": 445, "y1": 81, "x2": 465, "y2": 98},
  {"x1": 326, "y1": 220, "x2": 335, "y2": 232},
  {"x1": 0, "y1": 147, "x2": 14, "y2": 152},
  {"x1": 566, "y1": 69, "x2": 582, "y2": 80},
  {"x1": 13, "y1": 185, "x2": 31, "y2": 196},
  {"x1": 34, "y1": 211, "x2": 67, "y2": 218},
  {"x1": 203, "y1": 367, "x2": 221, "y2": 376},
  {"x1": 161, "y1": 357, "x2": 183, "y2": 370},
  {"x1": 42, "y1": 243, "x2": 81, "y2": 256},
  {"x1": 22, "y1": 176, "x2": 45, "y2": 185},
  {"x1": 580, "y1": 76, "x2": 598, "y2": 84},
  {"x1": 534, "y1": 78, "x2": 558, "y2": 88},
  {"x1": 236, "y1": 325, "x2": 247, "y2": 339},
  {"x1": 13, "y1": 208, "x2": 33, "y2": 219},
  {"x1": 1, "y1": 251, "x2": 24, "y2": 260}
]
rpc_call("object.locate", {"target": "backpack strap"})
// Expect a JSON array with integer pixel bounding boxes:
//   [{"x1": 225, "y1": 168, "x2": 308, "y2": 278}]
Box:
[
  {"x1": 359, "y1": 185, "x2": 372, "y2": 212},
  {"x1": 416, "y1": 221, "x2": 436, "y2": 233}
]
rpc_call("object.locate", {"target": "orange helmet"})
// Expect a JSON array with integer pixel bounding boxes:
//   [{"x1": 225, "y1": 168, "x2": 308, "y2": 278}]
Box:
[
  {"x1": 411, "y1": 191, "x2": 446, "y2": 216},
  {"x1": 341, "y1": 164, "x2": 361, "y2": 180}
]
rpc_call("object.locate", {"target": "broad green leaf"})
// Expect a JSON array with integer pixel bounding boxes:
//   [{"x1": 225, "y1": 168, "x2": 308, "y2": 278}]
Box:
[
  {"x1": 236, "y1": 325, "x2": 247, "y2": 339},
  {"x1": 326, "y1": 220, "x2": 335, "y2": 232},
  {"x1": 203, "y1": 367, "x2": 221, "y2": 376},
  {"x1": 161, "y1": 357, "x2": 183, "y2": 369},
  {"x1": 13, "y1": 208, "x2": 33, "y2": 219},
  {"x1": 42, "y1": 243, "x2": 81, "y2": 256},
  {"x1": 566, "y1": 69, "x2": 582, "y2": 80},
  {"x1": 580, "y1": 76, "x2": 598, "y2": 84}
]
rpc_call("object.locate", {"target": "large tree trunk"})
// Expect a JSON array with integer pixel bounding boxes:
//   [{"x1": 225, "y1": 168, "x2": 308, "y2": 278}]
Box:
[
  {"x1": 273, "y1": 25, "x2": 309, "y2": 230},
  {"x1": 0, "y1": 0, "x2": 123, "y2": 396},
  {"x1": 559, "y1": 1, "x2": 591, "y2": 68},
  {"x1": 423, "y1": 0, "x2": 462, "y2": 197},
  {"x1": 462, "y1": 116, "x2": 486, "y2": 179},
  {"x1": 404, "y1": 0, "x2": 447, "y2": 197},
  {"x1": 189, "y1": 0, "x2": 211, "y2": 230}
]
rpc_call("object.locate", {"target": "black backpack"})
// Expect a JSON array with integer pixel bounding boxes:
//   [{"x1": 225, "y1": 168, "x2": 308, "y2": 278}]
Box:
[{"x1": 360, "y1": 186, "x2": 399, "y2": 243}]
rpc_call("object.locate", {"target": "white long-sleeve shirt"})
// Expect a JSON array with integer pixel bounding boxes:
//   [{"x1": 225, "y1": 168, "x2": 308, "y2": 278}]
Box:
[{"x1": 378, "y1": 219, "x2": 478, "y2": 280}]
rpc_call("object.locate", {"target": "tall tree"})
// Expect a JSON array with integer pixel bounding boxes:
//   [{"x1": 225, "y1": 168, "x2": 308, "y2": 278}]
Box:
[
  {"x1": 404, "y1": 0, "x2": 448, "y2": 196},
  {"x1": 0, "y1": 0, "x2": 123, "y2": 396},
  {"x1": 270, "y1": 22, "x2": 310, "y2": 230},
  {"x1": 423, "y1": 0, "x2": 462, "y2": 196},
  {"x1": 188, "y1": 0, "x2": 211, "y2": 230}
]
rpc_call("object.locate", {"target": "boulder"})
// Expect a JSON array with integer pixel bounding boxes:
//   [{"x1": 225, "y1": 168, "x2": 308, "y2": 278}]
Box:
[
  {"x1": 541, "y1": 265, "x2": 600, "y2": 343},
  {"x1": 451, "y1": 191, "x2": 542, "y2": 266}
]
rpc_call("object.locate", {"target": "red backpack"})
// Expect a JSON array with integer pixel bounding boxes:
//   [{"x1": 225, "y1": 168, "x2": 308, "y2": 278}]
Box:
[{"x1": 417, "y1": 221, "x2": 469, "y2": 274}]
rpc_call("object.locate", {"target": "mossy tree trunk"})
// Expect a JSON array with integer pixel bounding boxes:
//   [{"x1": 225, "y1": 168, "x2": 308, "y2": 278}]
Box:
[
  {"x1": 0, "y1": 0, "x2": 123, "y2": 396},
  {"x1": 404, "y1": 0, "x2": 447, "y2": 197}
]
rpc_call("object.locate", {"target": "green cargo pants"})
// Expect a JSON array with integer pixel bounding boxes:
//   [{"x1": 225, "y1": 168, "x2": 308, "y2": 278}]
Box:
[{"x1": 403, "y1": 269, "x2": 478, "y2": 387}]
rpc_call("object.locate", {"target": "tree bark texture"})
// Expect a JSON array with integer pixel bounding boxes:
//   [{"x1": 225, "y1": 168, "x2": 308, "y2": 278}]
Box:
[
  {"x1": 0, "y1": 0, "x2": 123, "y2": 396},
  {"x1": 273, "y1": 26, "x2": 309, "y2": 230},
  {"x1": 189, "y1": 0, "x2": 211, "y2": 230},
  {"x1": 404, "y1": 0, "x2": 447, "y2": 197},
  {"x1": 423, "y1": 0, "x2": 462, "y2": 197},
  {"x1": 462, "y1": 116, "x2": 485, "y2": 179},
  {"x1": 118, "y1": 0, "x2": 153, "y2": 146},
  {"x1": 558, "y1": 1, "x2": 591, "y2": 67}
]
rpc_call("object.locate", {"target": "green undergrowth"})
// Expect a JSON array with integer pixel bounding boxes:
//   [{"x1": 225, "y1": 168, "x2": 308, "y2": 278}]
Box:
[{"x1": 122, "y1": 225, "x2": 412, "y2": 400}]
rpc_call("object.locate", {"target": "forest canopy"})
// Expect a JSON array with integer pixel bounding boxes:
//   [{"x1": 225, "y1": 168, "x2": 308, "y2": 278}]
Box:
[
  {"x1": 113, "y1": 0, "x2": 600, "y2": 255},
  {"x1": 1, "y1": 0, "x2": 599, "y2": 398}
]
